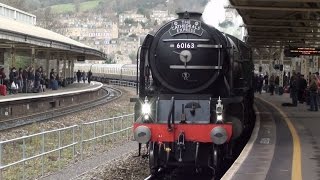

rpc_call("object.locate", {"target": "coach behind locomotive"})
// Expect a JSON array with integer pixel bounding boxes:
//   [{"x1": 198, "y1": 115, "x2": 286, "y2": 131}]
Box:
[{"x1": 133, "y1": 12, "x2": 254, "y2": 176}]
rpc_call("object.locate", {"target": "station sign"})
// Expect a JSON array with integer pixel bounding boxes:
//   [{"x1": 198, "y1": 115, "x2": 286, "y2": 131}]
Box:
[
  {"x1": 285, "y1": 47, "x2": 320, "y2": 57},
  {"x1": 77, "y1": 55, "x2": 85, "y2": 61}
]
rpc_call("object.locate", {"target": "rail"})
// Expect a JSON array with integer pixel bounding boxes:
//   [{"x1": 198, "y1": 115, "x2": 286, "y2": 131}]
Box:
[{"x1": 0, "y1": 114, "x2": 134, "y2": 180}]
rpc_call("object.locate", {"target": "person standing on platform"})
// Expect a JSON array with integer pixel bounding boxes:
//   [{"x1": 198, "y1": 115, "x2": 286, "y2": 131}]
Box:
[
  {"x1": 0, "y1": 67, "x2": 6, "y2": 82},
  {"x1": 76, "y1": 70, "x2": 81, "y2": 83},
  {"x1": 253, "y1": 74, "x2": 258, "y2": 93},
  {"x1": 315, "y1": 72, "x2": 320, "y2": 108},
  {"x1": 264, "y1": 73, "x2": 269, "y2": 92},
  {"x1": 17, "y1": 68, "x2": 23, "y2": 93},
  {"x1": 290, "y1": 73, "x2": 298, "y2": 106},
  {"x1": 298, "y1": 74, "x2": 307, "y2": 103},
  {"x1": 0, "y1": 67, "x2": 6, "y2": 96},
  {"x1": 9, "y1": 67, "x2": 17, "y2": 82},
  {"x1": 87, "y1": 70, "x2": 92, "y2": 84},
  {"x1": 50, "y1": 69, "x2": 56, "y2": 88},
  {"x1": 34, "y1": 67, "x2": 42, "y2": 93},
  {"x1": 309, "y1": 75, "x2": 318, "y2": 111},
  {"x1": 82, "y1": 71, "x2": 86, "y2": 83},
  {"x1": 257, "y1": 75, "x2": 264, "y2": 94},
  {"x1": 269, "y1": 74, "x2": 275, "y2": 95},
  {"x1": 22, "y1": 67, "x2": 28, "y2": 93},
  {"x1": 9, "y1": 67, "x2": 18, "y2": 94},
  {"x1": 275, "y1": 76, "x2": 280, "y2": 94},
  {"x1": 27, "y1": 67, "x2": 35, "y2": 92}
]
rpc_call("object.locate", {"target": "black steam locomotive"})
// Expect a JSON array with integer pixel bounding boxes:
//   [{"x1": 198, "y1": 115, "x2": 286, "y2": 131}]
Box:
[{"x1": 133, "y1": 12, "x2": 254, "y2": 176}]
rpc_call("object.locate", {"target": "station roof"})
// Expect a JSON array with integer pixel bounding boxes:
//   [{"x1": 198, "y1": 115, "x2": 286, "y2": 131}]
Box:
[
  {"x1": 228, "y1": 0, "x2": 320, "y2": 48},
  {"x1": 0, "y1": 16, "x2": 106, "y2": 60}
]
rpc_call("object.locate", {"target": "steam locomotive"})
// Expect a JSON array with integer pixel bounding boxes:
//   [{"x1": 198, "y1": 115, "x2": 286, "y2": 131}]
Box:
[{"x1": 133, "y1": 12, "x2": 255, "y2": 175}]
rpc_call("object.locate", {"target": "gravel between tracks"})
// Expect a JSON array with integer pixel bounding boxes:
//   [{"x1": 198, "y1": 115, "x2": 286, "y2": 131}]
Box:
[
  {"x1": 74, "y1": 144, "x2": 149, "y2": 180},
  {"x1": 0, "y1": 85, "x2": 136, "y2": 141},
  {"x1": 41, "y1": 141, "x2": 148, "y2": 180}
]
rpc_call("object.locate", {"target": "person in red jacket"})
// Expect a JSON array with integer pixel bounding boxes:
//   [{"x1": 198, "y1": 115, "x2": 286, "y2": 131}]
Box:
[{"x1": 0, "y1": 67, "x2": 7, "y2": 96}]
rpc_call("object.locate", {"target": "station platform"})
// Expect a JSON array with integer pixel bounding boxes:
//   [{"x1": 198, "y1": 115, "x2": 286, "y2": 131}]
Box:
[
  {"x1": 0, "y1": 82, "x2": 103, "y2": 103},
  {"x1": 0, "y1": 82, "x2": 104, "y2": 121},
  {"x1": 223, "y1": 92, "x2": 320, "y2": 180}
]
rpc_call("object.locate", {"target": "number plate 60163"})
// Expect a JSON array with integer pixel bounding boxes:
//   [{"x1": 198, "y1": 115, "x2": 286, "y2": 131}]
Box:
[{"x1": 174, "y1": 42, "x2": 196, "y2": 49}]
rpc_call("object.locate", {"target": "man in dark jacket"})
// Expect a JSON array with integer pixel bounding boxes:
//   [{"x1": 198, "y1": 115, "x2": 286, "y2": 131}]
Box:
[
  {"x1": 264, "y1": 74, "x2": 269, "y2": 92},
  {"x1": 87, "y1": 70, "x2": 92, "y2": 84},
  {"x1": 290, "y1": 73, "x2": 298, "y2": 106},
  {"x1": 76, "y1": 70, "x2": 81, "y2": 83},
  {"x1": 297, "y1": 74, "x2": 307, "y2": 103},
  {"x1": 269, "y1": 74, "x2": 275, "y2": 95}
]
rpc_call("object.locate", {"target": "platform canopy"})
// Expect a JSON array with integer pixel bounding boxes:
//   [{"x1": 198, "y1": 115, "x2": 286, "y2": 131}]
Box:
[
  {"x1": 0, "y1": 16, "x2": 106, "y2": 60},
  {"x1": 228, "y1": 0, "x2": 320, "y2": 48}
]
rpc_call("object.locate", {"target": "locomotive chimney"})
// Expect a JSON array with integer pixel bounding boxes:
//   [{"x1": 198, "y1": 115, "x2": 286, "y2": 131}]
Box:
[{"x1": 177, "y1": 11, "x2": 202, "y2": 20}]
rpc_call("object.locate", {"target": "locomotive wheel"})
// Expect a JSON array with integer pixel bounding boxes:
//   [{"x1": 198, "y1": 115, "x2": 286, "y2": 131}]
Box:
[{"x1": 149, "y1": 142, "x2": 159, "y2": 174}]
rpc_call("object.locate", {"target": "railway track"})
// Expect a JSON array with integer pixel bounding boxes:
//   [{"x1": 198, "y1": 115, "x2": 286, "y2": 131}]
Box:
[
  {"x1": 0, "y1": 85, "x2": 122, "y2": 131},
  {"x1": 143, "y1": 167, "x2": 214, "y2": 180}
]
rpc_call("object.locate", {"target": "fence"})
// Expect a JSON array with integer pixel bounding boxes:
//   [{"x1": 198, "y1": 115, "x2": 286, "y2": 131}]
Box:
[
  {"x1": 0, "y1": 114, "x2": 134, "y2": 180},
  {"x1": 109, "y1": 80, "x2": 137, "y2": 88}
]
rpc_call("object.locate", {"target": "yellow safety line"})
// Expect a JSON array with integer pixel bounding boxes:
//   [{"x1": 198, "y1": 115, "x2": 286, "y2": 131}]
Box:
[{"x1": 257, "y1": 97, "x2": 302, "y2": 180}]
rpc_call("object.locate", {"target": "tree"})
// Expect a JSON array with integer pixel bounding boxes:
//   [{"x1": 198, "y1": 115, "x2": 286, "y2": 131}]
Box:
[
  {"x1": 129, "y1": 52, "x2": 136, "y2": 63},
  {"x1": 140, "y1": 22, "x2": 147, "y2": 28},
  {"x1": 154, "y1": 20, "x2": 158, "y2": 26},
  {"x1": 74, "y1": 0, "x2": 80, "y2": 13},
  {"x1": 105, "y1": 57, "x2": 115, "y2": 64},
  {"x1": 124, "y1": 18, "x2": 137, "y2": 25},
  {"x1": 137, "y1": 7, "x2": 146, "y2": 15},
  {"x1": 129, "y1": 34, "x2": 138, "y2": 38},
  {"x1": 15, "y1": 56, "x2": 30, "y2": 69}
]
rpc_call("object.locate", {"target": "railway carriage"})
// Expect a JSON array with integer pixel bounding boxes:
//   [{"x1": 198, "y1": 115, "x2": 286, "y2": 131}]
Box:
[{"x1": 74, "y1": 63, "x2": 137, "y2": 82}]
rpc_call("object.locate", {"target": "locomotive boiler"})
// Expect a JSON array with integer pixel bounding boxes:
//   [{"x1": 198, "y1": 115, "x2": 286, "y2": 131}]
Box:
[{"x1": 133, "y1": 12, "x2": 254, "y2": 176}]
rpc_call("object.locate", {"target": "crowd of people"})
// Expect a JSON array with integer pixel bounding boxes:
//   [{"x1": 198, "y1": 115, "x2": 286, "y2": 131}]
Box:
[
  {"x1": 0, "y1": 66, "x2": 93, "y2": 96},
  {"x1": 254, "y1": 72, "x2": 320, "y2": 112},
  {"x1": 76, "y1": 70, "x2": 92, "y2": 84},
  {"x1": 0, "y1": 66, "x2": 50, "y2": 94}
]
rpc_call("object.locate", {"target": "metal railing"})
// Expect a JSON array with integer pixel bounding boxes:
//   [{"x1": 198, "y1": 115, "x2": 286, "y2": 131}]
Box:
[
  {"x1": 80, "y1": 114, "x2": 134, "y2": 159},
  {"x1": 109, "y1": 80, "x2": 137, "y2": 87},
  {"x1": 0, "y1": 114, "x2": 134, "y2": 180}
]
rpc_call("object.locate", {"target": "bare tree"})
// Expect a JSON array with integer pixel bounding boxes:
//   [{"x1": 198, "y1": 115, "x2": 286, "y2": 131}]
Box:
[{"x1": 74, "y1": 0, "x2": 80, "y2": 13}]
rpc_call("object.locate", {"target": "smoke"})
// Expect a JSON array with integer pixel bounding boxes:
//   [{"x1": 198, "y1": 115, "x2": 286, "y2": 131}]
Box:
[
  {"x1": 171, "y1": 0, "x2": 209, "y2": 12},
  {"x1": 202, "y1": 0, "x2": 246, "y2": 41}
]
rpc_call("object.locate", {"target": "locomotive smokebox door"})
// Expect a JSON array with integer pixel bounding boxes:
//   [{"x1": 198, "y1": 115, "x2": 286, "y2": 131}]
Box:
[{"x1": 148, "y1": 12, "x2": 227, "y2": 94}]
